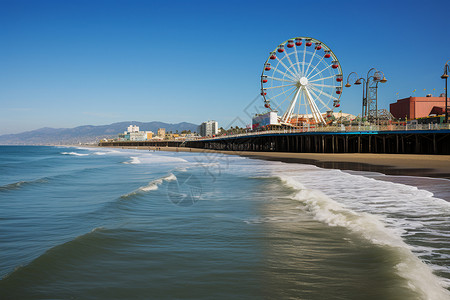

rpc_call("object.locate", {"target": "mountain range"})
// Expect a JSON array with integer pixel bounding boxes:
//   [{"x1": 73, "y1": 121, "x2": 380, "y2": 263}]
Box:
[{"x1": 0, "y1": 121, "x2": 199, "y2": 145}]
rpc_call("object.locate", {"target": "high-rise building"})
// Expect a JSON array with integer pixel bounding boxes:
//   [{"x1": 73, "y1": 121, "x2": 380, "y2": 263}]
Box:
[{"x1": 199, "y1": 120, "x2": 218, "y2": 137}]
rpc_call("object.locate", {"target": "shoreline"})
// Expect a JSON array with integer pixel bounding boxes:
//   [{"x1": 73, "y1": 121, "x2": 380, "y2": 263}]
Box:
[{"x1": 90, "y1": 145, "x2": 450, "y2": 180}]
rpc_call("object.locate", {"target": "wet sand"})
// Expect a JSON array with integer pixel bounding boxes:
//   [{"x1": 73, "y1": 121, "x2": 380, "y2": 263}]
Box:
[{"x1": 103, "y1": 145, "x2": 450, "y2": 179}]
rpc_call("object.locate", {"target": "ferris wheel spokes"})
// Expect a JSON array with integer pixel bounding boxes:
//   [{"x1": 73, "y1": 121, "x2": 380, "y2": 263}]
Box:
[
  {"x1": 306, "y1": 54, "x2": 327, "y2": 79},
  {"x1": 303, "y1": 87, "x2": 325, "y2": 124},
  {"x1": 275, "y1": 57, "x2": 299, "y2": 79},
  {"x1": 293, "y1": 43, "x2": 302, "y2": 76},
  {"x1": 301, "y1": 44, "x2": 307, "y2": 76},
  {"x1": 272, "y1": 67, "x2": 297, "y2": 82},
  {"x1": 264, "y1": 83, "x2": 297, "y2": 90},
  {"x1": 310, "y1": 82, "x2": 340, "y2": 89},
  {"x1": 265, "y1": 75, "x2": 295, "y2": 83},
  {"x1": 304, "y1": 48, "x2": 317, "y2": 78},
  {"x1": 307, "y1": 62, "x2": 333, "y2": 81},
  {"x1": 308, "y1": 75, "x2": 336, "y2": 83},
  {"x1": 272, "y1": 87, "x2": 298, "y2": 112},
  {"x1": 269, "y1": 86, "x2": 296, "y2": 101},
  {"x1": 309, "y1": 85, "x2": 339, "y2": 102},
  {"x1": 281, "y1": 87, "x2": 301, "y2": 123},
  {"x1": 296, "y1": 90, "x2": 303, "y2": 118},
  {"x1": 307, "y1": 87, "x2": 332, "y2": 111},
  {"x1": 283, "y1": 51, "x2": 297, "y2": 77}
]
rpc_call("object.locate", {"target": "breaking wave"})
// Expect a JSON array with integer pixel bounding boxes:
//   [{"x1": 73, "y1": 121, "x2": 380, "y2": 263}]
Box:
[
  {"x1": 61, "y1": 152, "x2": 89, "y2": 156},
  {"x1": 93, "y1": 152, "x2": 107, "y2": 155},
  {"x1": 120, "y1": 173, "x2": 177, "y2": 199},
  {"x1": 279, "y1": 175, "x2": 450, "y2": 300},
  {"x1": 122, "y1": 156, "x2": 141, "y2": 164}
]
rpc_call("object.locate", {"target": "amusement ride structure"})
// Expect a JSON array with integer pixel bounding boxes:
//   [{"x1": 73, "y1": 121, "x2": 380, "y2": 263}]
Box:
[{"x1": 261, "y1": 37, "x2": 343, "y2": 126}]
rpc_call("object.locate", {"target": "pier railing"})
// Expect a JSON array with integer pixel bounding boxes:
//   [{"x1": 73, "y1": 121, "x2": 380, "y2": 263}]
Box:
[{"x1": 201, "y1": 123, "x2": 450, "y2": 140}]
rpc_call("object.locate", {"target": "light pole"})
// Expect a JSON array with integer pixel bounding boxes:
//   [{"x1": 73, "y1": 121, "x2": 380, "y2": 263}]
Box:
[
  {"x1": 345, "y1": 68, "x2": 387, "y2": 123},
  {"x1": 345, "y1": 72, "x2": 365, "y2": 120},
  {"x1": 441, "y1": 60, "x2": 449, "y2": 123}
]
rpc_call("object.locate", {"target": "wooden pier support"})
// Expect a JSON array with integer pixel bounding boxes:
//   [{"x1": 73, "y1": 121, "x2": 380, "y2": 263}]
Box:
[{"x1": 180, "y1": 130, "x2": 450, "y2": 155}]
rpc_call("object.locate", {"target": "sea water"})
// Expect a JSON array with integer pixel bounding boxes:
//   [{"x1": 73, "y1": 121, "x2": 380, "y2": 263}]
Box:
[{"x1": 0, "y1": 145, "x2": 449, "y2": 300}]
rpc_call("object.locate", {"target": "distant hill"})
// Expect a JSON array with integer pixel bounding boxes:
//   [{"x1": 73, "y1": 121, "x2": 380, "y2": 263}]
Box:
[{"x1": 0, "y1": 121, "x2": 199, "y2": 145}]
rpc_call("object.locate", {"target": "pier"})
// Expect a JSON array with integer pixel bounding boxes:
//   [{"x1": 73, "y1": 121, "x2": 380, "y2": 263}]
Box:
[
  {"x1": 99, "y1": 140, "x2": 183, "y2": 148},
  {"x1": 99, "y1": 126, "x2": 450, "y2": 155},
  {"x1": 187, "y1": 129, "x2": 450, "y2": 155}
]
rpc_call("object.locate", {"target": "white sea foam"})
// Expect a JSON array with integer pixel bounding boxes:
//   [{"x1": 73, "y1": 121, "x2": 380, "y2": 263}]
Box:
[
  {"x1": 121, "y1": 173, "x2": 177, "y2": 198},
  {"x1": 139, "y1": 173, "x2": 177, "y2": 191},
  {"x1": 122, "y1": 156, "x2": 141, "y2": 164},
  {"x1": 76, "y1": 147, "x2": 120, "y2": 154},
  {"x1": 279, "y1": 174, "x2": 450, "y2": 300},
  {"x1": 121, "y1": 154, "x2": 188, "y2": 165},
  {"x1": 93, "y1": 152, "x2": 107, "y2": 155},
  {"x1": 175, "y1": 167, "x2": 188, "y2": 172},
  {"x1": 61, "y1": 152, "x2": 89, "y2": 156},
  {"x1": 138, "y1": 155, "x2": 188, "y2": 164}
]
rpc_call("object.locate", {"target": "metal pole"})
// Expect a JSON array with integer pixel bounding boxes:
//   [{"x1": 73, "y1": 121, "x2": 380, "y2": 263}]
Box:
[
  {"x1": 376, "y1": 82, "x2": 379, "y2": 125},
  {"x1": 365, "y1": 78, "x2": 369, "y2": 120},
  {"x1": 361, "y1": 82, "x2": 365, "y2": 119},
  {"x1": 442, "y1": 62, "x2": 449, "y2": 123},
  {"x1": 446, "y1": 75, "x2": 448, "y2": 123}
]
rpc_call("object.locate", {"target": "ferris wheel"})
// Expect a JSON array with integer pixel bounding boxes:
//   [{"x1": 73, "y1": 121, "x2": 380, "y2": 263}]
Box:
[{"x1": 261, "y1": 37, "x2": 343, "y2": 126}]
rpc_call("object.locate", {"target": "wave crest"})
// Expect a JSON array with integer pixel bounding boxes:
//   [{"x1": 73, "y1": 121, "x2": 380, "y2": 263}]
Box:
[
  {"x1": 279, "y1": 175, "x2": 450, "y2": 300},
  {"x1": 120, "y1": 173, "x2": 177, "y2": 199},
  {"x1": 122, "y1": 157, "x2": 141, "y2": 164},
  {"x1": 0, "y1": 178, "x2": 48, "y2": 192},
  {"x1": 61, "y1": 152, "x2": 89, "y2": 156}
]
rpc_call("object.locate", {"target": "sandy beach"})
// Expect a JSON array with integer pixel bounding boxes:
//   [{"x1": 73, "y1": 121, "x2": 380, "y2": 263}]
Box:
[{"x1": 96, "y1": 145, "x2": 450, "y2": 179}]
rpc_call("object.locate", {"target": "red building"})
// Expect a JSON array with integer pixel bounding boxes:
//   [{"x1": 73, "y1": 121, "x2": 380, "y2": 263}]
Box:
[{"x1": 390, "y1": 96, "x2": 449, "y2": 119}]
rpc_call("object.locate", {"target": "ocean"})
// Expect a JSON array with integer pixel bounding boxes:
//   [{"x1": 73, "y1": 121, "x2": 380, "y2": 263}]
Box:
[{"x1": 0, "y1": 145, "x2": 449, "y2": 300}]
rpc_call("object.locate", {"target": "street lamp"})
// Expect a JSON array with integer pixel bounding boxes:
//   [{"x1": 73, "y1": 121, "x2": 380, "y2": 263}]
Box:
[
  {"x1": 365, "y1": 68, "x2": 388, "y2": 123},
  {"x1": 345, "y1": 68, "x2": 387, "y2": 123},
  {"x1": 345, "y1": 72, "x2": 366, "y2": 119},
  {"x1": 441, "y1": 60, "x2": 449, "y2": 123}
]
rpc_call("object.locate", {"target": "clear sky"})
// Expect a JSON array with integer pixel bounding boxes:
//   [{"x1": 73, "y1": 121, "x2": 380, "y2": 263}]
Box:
[{"x1": 0, "y1": 0, "x2": 449, "y2": 134}]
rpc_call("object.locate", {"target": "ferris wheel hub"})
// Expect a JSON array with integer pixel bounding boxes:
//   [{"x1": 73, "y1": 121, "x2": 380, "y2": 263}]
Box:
[{"x1": 299, "y1": 77, "x2": 308, "y2": 86}]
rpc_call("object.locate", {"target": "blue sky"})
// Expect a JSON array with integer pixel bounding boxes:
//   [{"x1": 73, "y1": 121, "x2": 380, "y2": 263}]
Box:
[{"x1": 0, "y1": 0, "x2": 449, "y2": 134}]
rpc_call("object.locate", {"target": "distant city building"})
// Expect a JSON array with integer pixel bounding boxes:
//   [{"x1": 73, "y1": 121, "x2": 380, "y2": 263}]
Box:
[
  {"x1": 118, "y1": 124, "x2": 153, "y2": 141},
  {"x1": 127, "y1": 125, "x2": 139, "y2": 133},
  {"x1": 129, "y1": 132, "x2": 148, "y2": 141},
  {"x1": 157, "y1": 128, "x2": 166, "y2": 138},
  {"x1": 390, "y1": 96, "x2": 449, "y2": 119},
  {"x1": 199, "y1": 120, "x2": 218, "y2": 137},
  {"x1": 252, "y1": 112, "x2": 278, "y2": 130}
]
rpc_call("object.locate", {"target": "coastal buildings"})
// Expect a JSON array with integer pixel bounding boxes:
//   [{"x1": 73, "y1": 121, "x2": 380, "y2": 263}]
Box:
[
  {"x1": 157, "y1": 128, "x2": 166, "y2": 139},
  {"x1": 127, "y1": 125, "x2": 139, "y2": 133},
  {"x1": 118, "y1": 125, "x2": 154, "y2": 141},
  {"x1": 199, "y1": 120, "x2": 218, "y2": 137},
  {"x1": 390, "y1": 95, "x2": 449, "y2": 119},
  {"x1": 112, "y1": 125, "x2": 200, "y2": 142}
]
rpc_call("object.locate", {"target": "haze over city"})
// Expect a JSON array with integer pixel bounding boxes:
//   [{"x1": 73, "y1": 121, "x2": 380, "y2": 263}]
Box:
[{"x1": 0, "y1": 0, "x2": 448, "y2": 134}]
